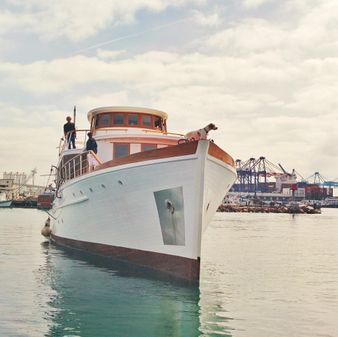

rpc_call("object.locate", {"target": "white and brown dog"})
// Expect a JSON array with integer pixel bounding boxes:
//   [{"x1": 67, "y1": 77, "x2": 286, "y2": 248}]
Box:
[{"x1": 185, "y1": 123, "x2": 218, "y2": 142}]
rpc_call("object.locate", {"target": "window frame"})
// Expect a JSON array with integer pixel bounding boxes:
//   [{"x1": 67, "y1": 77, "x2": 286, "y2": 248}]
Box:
[
  {"x1": 141, "y1": 114, "x2": 153, "y2": 128},
  {"x1": 127, "y1": 113, "x2": 139, "y2": 126},
  {"x1": 112, "y1": 112, "x2": 125, "y2": 126},
  {"x1": 94, "y1": 112, "x2": 165, "y2": 130},
  {"x1": 97, "y1": 113, "x2": 111, "y2": 128},
  {"x1": 141, "y1": 143, "x2": 157, "y2": 152},
  {"x1": 113, "y1": 142, "x2": 130, "y2": 159}
]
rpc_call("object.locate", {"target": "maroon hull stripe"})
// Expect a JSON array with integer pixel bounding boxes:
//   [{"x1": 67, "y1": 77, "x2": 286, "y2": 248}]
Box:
[{"x1": 51, "y1": 234, "x2": 200, "y2": 283}]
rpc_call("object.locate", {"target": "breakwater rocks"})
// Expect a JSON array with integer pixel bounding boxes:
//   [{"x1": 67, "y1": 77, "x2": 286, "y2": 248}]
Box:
[{"x1": 217, "y1": 204, "x2": 321, "y2": 214}]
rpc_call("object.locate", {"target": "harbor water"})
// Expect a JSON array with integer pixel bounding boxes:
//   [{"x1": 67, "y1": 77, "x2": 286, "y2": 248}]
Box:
[{"x1": 1, "y1": 208, "x2": 338, "y2": 337}]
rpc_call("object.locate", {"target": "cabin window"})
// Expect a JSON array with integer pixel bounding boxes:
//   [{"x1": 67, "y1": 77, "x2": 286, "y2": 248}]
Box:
[
  {"x1": 128, "y1": 114, "x2": 138, "y2": 125},
  {"x1": 94, "y1": 112, "x2": 165, "y2": 130},
  {"x1": 142, "y1": 115, "x2": 152, "y2": 127},
  {"x1": 142, "y1": 144, "x2": 157, "y2": 152},
  {"x1": 98, "y1": 114, "x2": 110, "y2": 127},
  {"x1": 114, "y1": 143, "x2": 130, "y2": 159},
  {"x1": 113, "y1": 113, "x2": 124, "y2": 125},
  {"x1": 154, "y1": 117, "x2": 162, "y2": 130}
]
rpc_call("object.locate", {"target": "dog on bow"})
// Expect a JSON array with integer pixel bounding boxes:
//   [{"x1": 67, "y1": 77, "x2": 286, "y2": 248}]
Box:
[{"x1": 185, "y1": 123, "x2": 218, "y2": 142}]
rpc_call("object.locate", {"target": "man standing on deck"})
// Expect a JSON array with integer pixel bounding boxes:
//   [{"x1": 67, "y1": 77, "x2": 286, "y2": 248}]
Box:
[
  {"x1": 63, "y1": 116, "x2": 76, "y2": 149},
  {"x1": 86, "y1": 132, "x2": 97, "y2": 154},
  {"x1": 86, "y1": 132, "x2": 98, "y2": 171}
]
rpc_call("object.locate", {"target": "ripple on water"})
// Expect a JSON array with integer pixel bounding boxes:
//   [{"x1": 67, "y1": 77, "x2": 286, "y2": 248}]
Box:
[{"x1": 1, "y1": 208, "x2": 338, "y2": 337}]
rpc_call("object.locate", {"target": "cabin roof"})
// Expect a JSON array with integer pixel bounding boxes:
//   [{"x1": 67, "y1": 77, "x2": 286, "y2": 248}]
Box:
[{"x1": 87, "y1": 106, "x2": 168, "y2": 122}]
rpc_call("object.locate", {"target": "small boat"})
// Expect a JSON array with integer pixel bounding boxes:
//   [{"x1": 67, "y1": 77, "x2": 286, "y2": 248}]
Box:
[
  {"x1": 48, "y1": 106, "x2": 237, "y2": 282},
  {"x1": 0, "y1": 200, "x2": 12, "y2": 208},
  {"x1": 37, "y1": 192, "x2": 55, "y2": 210},
  {"x1": 0, "y1": 192, "x2": 12, "y2": 208}
]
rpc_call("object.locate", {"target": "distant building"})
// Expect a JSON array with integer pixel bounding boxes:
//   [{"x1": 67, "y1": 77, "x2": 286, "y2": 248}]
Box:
[
  {"x1": 0, "y1": 178, "x2": 15, "y2": 199},
  {"x1": 1, "y1": 172, "x2": 44, "y2": 199}
]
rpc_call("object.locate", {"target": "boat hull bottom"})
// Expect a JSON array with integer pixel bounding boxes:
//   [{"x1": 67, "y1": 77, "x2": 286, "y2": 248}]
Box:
[{"x1": 51, "y1": 234, "x2": 200, "y2": 283}]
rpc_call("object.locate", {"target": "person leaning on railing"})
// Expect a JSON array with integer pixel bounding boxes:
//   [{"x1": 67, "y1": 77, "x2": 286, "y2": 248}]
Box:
[
  {"x1": 63, "y1": 116, "x2": 76, "y2": 149},
  {"x1": 86, "y1": 132, "x2": 98, "y2": 171}
]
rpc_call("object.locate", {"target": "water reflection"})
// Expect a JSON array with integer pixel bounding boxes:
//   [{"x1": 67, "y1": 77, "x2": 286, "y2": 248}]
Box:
[
  {"x1": 4, "y1": 209, "x2": 338, "y2": 337},
  {"x1": 39, "y1": 242, "x2": 201, "y2": 337}
]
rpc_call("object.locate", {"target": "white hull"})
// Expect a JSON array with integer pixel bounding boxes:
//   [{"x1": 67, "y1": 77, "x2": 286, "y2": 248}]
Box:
[{"x1": 50, "y1": 140, "x2": 236, "y2": 281}]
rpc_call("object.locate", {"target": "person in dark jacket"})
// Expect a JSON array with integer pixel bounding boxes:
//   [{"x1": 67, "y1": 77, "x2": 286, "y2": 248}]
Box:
[
  {"x1": 86, "y1": 132, "x2": 98, "y2": 172},
  {"x1": 63, "y1": 116, "x2": 76, "y2": 149},
  {"x1": 86, "y1": 132, "x2": 97, "y2": 153}
]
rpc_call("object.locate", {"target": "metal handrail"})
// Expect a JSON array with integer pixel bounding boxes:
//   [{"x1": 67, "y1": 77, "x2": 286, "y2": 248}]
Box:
[
  {"x1": 58, "y1": 150, "x2": 102, "y2": 186},
  {"x1": 59, "y1": 129, "x2": 91, "y2": 155}
]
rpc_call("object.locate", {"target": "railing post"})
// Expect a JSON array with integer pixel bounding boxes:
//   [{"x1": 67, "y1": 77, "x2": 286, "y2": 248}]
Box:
[
  {"x1": 68, "y1": 162, "x2": 71, "y2": 180},
  {"x1": 80, "y1": 154, "x2": 83, "y2": 175}
]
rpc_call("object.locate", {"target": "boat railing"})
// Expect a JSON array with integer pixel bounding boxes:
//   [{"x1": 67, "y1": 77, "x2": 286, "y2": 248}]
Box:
[
  {"x1": 143, "y1": 129, "x2": 185, "y2": 137},
  {"x1": 57, "y1": 150, "x2": 103, "y2": 187},
  {"x1": 79, "y1": 127, "x2": 184, "y2": 137},
  {"x1": 59, "y1": 129, "x2": 91, "y2": 156}
]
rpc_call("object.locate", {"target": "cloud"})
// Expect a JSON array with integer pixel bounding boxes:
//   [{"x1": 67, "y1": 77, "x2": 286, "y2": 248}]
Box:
[
  {"x1": 192, "y1": 9, "x2": 222, "y2": 27},
  {"x1": 78, "y1": 91, "x2": 132, "y2": 113},
  {"x1": 0, "y1": 0, "x2": 206, "y2": 41},
  {"x1": 96, "y1": 49, "x2": 127, "y2": 60},
  {"x1": 0, "y1": 52, "x2": 300, "y2": 97},
  {"x1": 242, "y1": 0, "x2": 274, "y2": 9},
  {"x1": 204, "y1": 19, "x2": 285, "y2": 55}
]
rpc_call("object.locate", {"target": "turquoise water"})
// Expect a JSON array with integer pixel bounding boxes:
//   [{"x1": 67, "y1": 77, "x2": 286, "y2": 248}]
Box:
[{"x1": 1, "y1": 208, "x2": 338, "y2": 337}]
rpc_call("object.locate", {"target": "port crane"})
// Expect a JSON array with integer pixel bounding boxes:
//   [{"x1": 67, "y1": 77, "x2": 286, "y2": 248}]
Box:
[
  {"x1": 234, "y1": 157, "x2": 295, "y2": 193},
  {"x1": 306, "y1": 172, "x2": 338, "y2": 187}
]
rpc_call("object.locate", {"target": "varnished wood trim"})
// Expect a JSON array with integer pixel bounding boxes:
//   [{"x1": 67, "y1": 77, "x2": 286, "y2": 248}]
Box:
[
  {"x1": 100, "y1": 137, "x2": 179, "y2": 145},
  {"x1": 208, "y1": 142, "x2": 235, "y2": 168},
  {"x1": 51, "y1": 234, "x2": 200, "y2": 282},
  {"x1": 96, "y1": 141, "x2": 198, "y2": 171}
]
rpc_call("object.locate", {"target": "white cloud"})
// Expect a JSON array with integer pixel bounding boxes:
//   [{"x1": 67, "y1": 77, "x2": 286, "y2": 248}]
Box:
[
  {"x1": 242, "y1": 0, "x2": 273, "y2": 9},
  {"x1": 96, "y1": 49, "x2": 127, "y2": 60},
  {"x1": 0, "y1": 0, "x2": 206, "y2": 41},
  {"x1": 204, "y1": 18, "x2": 289, "y2": 56},
  {"x1": 78, "y1": 91, "x2": 132, "y2": 112},
  {"x1": 192, "y1": 9, "x2": 221, "y2": 27}
]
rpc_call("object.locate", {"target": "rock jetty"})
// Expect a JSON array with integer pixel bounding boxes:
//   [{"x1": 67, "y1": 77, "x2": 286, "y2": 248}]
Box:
[{"x1": 217, "y1": 204, "x2": 321, "y2": 214}]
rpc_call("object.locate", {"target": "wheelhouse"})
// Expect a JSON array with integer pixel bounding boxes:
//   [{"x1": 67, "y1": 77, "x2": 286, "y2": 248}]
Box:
[
  {"x1": 88, "y1": 107, "x2": 168, "y2": 132},
  {"x1": 86, "y1": 107, "x2": 179, "y2": 162}
]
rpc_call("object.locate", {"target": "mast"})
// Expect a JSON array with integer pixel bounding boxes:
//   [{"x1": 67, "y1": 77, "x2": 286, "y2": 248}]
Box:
[{"x1": 73, "y1": 105, "x2": 76, "y2": 126}]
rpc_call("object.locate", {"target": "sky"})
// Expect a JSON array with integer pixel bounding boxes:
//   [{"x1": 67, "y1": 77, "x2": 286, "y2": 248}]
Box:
[{"x1": 0, "y1": 0, "x2": 337, "y2": 187}]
